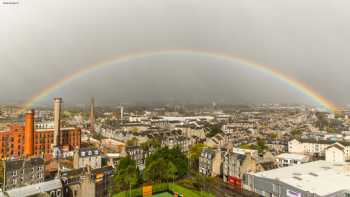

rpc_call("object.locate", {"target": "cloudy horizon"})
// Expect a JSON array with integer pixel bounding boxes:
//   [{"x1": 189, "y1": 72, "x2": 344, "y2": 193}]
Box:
[{"x1": 1, "y1": 0, "x2": 349, "y2": 107}]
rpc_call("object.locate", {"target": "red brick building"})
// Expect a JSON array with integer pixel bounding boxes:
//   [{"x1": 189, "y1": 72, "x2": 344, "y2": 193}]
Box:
[{"x1": 0, "y1": 110, "x2": 80, "y2": 160}]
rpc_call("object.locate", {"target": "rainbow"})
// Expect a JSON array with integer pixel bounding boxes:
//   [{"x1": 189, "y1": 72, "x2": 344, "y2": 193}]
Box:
[{"x1": 20, "y1": 49, "x2": 336, "y2": 112}]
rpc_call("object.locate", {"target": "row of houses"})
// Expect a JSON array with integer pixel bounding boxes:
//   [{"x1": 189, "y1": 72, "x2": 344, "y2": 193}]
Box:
[
  {"x1": 0, "y1": 146, "x2": 112, "y2": 197},
  {"x1": 289, "y1": 138, "x2": 350, "y2": 162},
  {"x1": 0, "y1": 165, "x2": 113, "y2": 197},
  {"x1": 198, "y1": 147, "x2": 277, "y2": 188}
]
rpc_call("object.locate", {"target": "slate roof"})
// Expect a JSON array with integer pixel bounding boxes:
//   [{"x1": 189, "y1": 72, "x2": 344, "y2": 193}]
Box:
[{"x1": 6, "y1": 179, "x2": 62, "y2": 197}]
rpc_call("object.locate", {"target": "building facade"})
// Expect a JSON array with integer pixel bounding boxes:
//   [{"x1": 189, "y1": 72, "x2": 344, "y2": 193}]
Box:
[
  {"x1": 223, "y1": 151, "x2": 246, "y2": 187},
  {"x1": 73, "y1": 148, "x2": 101, "y2": 169},
  {"x1": 325, "y1": 144, "x2": 345, "y2": 163},
  {"x1": 3, "y1": 157, "x2": 45, "y2": 190},
  {"x1": 0, "y1": 110, "x2": 81, "y2": 160},
  {"x1": 61, "y1": 166, "x2": 113, "y2": 197},
  {"x1": 288, "y1": 139, "x2": 350, "y2": 160},
  {"x1": 199, "y1": 148, "x2": 222, "y2": 177},
  {"x1": 275, "y1": 153, "x2": 310, "y2": 167},
  {"x1": 244, "y1": 161, "x2": 350, "y2": 197}
]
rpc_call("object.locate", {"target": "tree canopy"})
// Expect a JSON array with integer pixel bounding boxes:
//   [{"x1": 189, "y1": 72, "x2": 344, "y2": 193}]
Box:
[
  {"x1": 145, "y1": 147, "x2": 188, "y2": 183},
  {"x1": 113, "y1": 156, "x2": 141, "y2": 193},
  {"x1": 189, "y1": 143, "x2": 205, "y2": 170},
  {"x1": 205, "y1": 123, "x2": 223, "y2": 137}
]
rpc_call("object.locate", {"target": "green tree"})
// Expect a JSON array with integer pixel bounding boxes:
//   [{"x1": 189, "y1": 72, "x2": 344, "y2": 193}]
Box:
[
  {"x1": 326, "y1": 127, "x2": 337, "y2": 133},
  {"x1": 144, "y1": 158, "x2": 177, "y2": 183},
  {"x1": 239, "y1": 144, "x2": 253, "y2": 149},
  {"x1": 145, "y1": 147, "x2": 188, "y2": 183},
  {"x1": 205, "y1": 123, "x2": 223, "y2": 137},
  {"x1": 166, "y1": 161, "x2": 178, "y2": 182},
  {"x1": 256, "y1": 138, "x2": 266, "y2": 154},
  {"x1": 113, "y1": 156, "x2": 140, "y2": 193},
  {"x1": 291, "y1": 129, "x2": 302, "y2": 138},
  {"x1": 189, "y1": 143, "x2": 205, "y2": 171},
  {"x1": 271, "y1": 133, "x2": 277, "y2": 140},
  {"x1": 141, "y1": 138, "x2": 161, "y2": 151},
  {"x1": 126, "y1": 137, "x2": 139, "y2": 146}
]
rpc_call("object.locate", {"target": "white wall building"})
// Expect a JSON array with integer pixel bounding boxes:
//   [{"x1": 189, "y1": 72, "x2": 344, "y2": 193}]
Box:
[
  {"x1": 275, "y1": 153, "x2": 310, "y2": 167},
  {"x1": 325, "y1": 144, "x2": 345, "y2": 163},
  {"x1": 288, "y1": 139, "x2": 350, "y2": 160},
  {"x1": 244, "y1": 160, "x2": 350, "y2": 197},
  {"x1": 73, "y1": 148, "x2": 102, "y2": 169}
]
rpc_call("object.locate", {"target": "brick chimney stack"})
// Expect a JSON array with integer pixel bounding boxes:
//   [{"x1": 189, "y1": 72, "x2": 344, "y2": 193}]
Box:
[
  {"x1": 24, "y1": 109, "x2": 34, "y2": 156},
  {"x1": 89, "y1": 98, "x2": 95, "y2": 133}
]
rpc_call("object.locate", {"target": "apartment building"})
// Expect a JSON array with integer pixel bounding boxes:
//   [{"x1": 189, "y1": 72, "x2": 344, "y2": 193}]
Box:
[
  {"x1": 3, "y1": 157, "x2": 45, "y2": 190},
  {"x1": 223, "y1": 151, "x2": 246, "y2": 187},
  {"x1": 288, "y1": 139, "x2": 350, "y2": 160},
  {"x1": 73, "y1": 147, "x2": 101, "y2": 169},
  {"x1": 126, "y1": 145, "x2": 150, "y2": 170},
  {"x1": 161, "y1": 136, "x2": 194, "y2": 152},
  {"x1": 199, "y1": 148, "x2": 222, "y2": 177},
  {"x1": 223, "y1": 150, "x2": 276, "y2": 188},
  {"x1": 275, "y1": 153, "x2": 310, "y2": 167}
]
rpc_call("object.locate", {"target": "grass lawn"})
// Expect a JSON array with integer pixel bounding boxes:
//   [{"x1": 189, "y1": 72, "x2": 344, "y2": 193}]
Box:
[
  {"x1": 151, "y1": 192, "x2": 173, "y2": 197},
  {"x1": 170, "y1": 184, "x2": 214, "y2": 197}
]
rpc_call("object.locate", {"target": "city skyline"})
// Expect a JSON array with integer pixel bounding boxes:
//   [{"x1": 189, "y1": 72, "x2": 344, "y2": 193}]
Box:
[{"x1": 2, "y1": 1, "x2": 350, "y2": 197}]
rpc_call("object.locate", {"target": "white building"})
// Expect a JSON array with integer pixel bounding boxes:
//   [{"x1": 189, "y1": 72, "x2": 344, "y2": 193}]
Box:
[
  {"x1": 73, "y1": 148, "x2": 101, "y2": 169},
  {"x1": 231, "y1": 148, "x2": 258, "y2": 158},
  {"x1": 325, "y1": 144, "x2": 345, "y2": 163},
  {"x1": 275, "y1": 153, "x2": 310, "y2": 167},
  {"x1": 244, "y1": 160, "x2": 350, "y2": 197},
  {"x1": 288, "y1": 139, "x2": 350, "y2": 160}
]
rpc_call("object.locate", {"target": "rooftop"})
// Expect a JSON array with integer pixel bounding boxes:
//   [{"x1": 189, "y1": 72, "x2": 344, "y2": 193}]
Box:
[
  {"x1": 254, "y1": 160, "x2": 350, "y2": 196},
  {"x1": 276, "y1": 153, "x2": 308, "y2": 161},
  {"x1": 5, "y1": 179, "x2": 62, "y2": 197}
]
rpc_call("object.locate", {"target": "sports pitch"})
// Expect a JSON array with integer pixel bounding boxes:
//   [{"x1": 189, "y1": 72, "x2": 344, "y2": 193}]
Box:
[{"x1": 151, "y1": 192, "x2": 173, "y2": 197}]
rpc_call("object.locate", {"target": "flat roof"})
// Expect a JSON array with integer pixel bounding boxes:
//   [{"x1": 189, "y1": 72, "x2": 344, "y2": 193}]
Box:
[
  {"x1": 254, "y1": 160, "x2": 350, "y2": 196},
  {"x1": 276, "y1": 153, "x2": 308, "y2": 160},
  {"x1": 36, "y1": 127, "x2": 77, "y2": 132}
]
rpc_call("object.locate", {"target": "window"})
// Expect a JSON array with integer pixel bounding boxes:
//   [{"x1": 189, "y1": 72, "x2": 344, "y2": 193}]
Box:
[{"x1": 56, "y1": 189, "x2": 61, "y2": 197}]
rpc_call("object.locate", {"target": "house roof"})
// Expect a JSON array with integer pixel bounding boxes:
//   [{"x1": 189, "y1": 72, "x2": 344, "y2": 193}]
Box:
[
  {"x1": 325, "y1": 143, "x2": 345, "y2": 151},
  {"x1": 6, "y1": 179, "x2": 62, "y2": 197},
  {"x1": 276, "y1": 153, "x2": 308, "y2": 161},
  {"x1": 299, "y1": 138, "x2": 350, "y2": 146}
]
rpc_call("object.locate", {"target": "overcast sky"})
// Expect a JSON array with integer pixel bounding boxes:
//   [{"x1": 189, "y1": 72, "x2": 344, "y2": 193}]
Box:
[{"x1": 1, "y1": 0, "x2": 349, "y2": 106}]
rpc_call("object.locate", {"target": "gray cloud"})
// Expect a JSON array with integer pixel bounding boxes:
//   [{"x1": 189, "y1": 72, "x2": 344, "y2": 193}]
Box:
[{"x1": 0, "y1": 0, "x2": 349, "y2": 106}]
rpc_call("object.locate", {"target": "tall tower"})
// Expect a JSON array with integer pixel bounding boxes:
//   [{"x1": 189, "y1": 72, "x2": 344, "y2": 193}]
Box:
[
  {"x1": 89, "y1": 98, "x2": 95, "y2": 133},
  {"x1": 53, "y1": 97, "x2": 62, "y2": 147},
  {"x1": 120, "y1": 105, "x2": 124, "y2": 121},
  {"x1": 24, "y1": 110, "x2": 34, "y2": 157}
]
